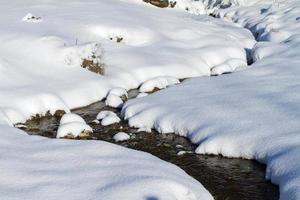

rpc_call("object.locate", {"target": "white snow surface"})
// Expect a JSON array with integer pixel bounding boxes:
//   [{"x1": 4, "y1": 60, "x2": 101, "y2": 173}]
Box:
[
  {"x1": 102, "y1": 115, "x2": 121, "y2": 126},
  {"x1": 113, "y1": 132, "x2": 131, "y2": 142},
  {"x1": 0, "y1": 125, "x2": 213, "y2": 200},
  {"x1": 0, "y1": 0, "x2": 254, "y2": 125},
  {"x1": 108, "y1": 87, "x2": 128, "y2": 98},
  {"x1": 123, "y1": 1, "x2": 300, "y2": 200},
  {"x1": 0, "y1": 0, "x2": 253, "y2": 199},
  {"x1": 139, "y1": 76, "x2": 180, "y2": 93}
]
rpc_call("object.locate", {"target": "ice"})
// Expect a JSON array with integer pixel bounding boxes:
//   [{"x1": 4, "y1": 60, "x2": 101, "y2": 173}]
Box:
[{"x1": 0, "y1": 0, "x2": 286, "y2": 199}]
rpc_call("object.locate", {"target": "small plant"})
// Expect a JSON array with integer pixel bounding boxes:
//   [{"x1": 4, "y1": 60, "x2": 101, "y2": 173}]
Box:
[{"x1": 81, "y1": 44, "x2": 105, "y2": 75}]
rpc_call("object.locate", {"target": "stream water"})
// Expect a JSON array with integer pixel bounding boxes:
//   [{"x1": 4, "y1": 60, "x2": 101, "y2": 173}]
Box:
[{"x1": 20, "y1": 90, "x2": 279, "y2": 200}]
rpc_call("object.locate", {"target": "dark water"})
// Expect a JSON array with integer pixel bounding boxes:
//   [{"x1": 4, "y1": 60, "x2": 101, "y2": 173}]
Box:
[{"x1": 20, "y1": 90, "x2": 279, "y2": 200}]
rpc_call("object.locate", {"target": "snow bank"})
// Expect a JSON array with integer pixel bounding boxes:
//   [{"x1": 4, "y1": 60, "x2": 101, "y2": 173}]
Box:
[
  {"x1": 0, "y1": 125, "x2": 213, "y2": 200},
  {"x1": 123, "y1": 1, "x2": 300, "y2": 200}
]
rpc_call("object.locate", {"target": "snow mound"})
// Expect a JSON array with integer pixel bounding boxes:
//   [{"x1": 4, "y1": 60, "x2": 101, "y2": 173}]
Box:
[
  {"x1": 56, "y1": 122, "x2": 93, "y2": 139},
  {"x1": 139, "y1": 76, "x2": 180, "y2": 93},
  {"x1": 101, "y1": 115, "x2": 121, "y2": 126},
  {"x1": 97, "y1": 110, "x2": 121, "y2": 126},
  {"x1": 105, "y1": 94, "x2": 123, "y2": 108},
  {"x1": 96, "y1": 110, "x2": 118, "y2": 120},
  {"x1": 108, "y1": 87, "x2": 128, "y2": 99},
  {"x1": 60, "y1": 113, "x2": 85, "y2": 125},
  {"x1": 113, "y1": 132, "x2": 131, "y2": 142},
  {"x1": 0, "y1": 125, "x2": 213, "y2": 200},
  {"x1": 57, "y1": 113, "x2": 92, "y2": 138}
]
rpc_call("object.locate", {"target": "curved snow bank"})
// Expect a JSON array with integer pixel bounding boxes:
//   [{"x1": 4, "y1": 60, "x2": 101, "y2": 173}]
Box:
[
  {"x1": 123, "y1": 1, "x2": 300, "y2": 200},
  {"x1": 0, "y1": 125, "x2": 212, "y2": 200},
  {"x1": 0, "y1": 0, "x2": 254, "y2": 124}
]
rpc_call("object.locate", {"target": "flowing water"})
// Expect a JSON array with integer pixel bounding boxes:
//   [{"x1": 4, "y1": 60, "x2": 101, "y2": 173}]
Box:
[{"x1": 20, "y1": 90, "x2": 279, "y2": 200}]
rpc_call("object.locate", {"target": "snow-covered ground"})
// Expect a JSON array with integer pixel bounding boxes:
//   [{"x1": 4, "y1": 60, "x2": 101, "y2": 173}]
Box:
[
  {"x1": 0, "y1": 0, "x2": 257, "y2": 199},
  {"x1": 0, "y1": 0, "x2": 254, "y2": 124},
  {"x1": 123, "y1": 1, "x2": 300, "y2": 200},
  {"x1": 1, "y1": 0, "x2": 298, "y2": 199},
  {"x1": 0, "y1": 125, "x2": 213, "y2": 200}
]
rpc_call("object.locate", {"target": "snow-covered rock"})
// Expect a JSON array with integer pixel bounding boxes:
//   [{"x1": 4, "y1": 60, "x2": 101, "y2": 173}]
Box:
[
  {"x1": 96, "y1": 110, "x2": 121, "y2": 126},
  {"x1": 0, "y1": 0, "x2": 254, "y2": 125},
  {"x1": 56, "y1": 122, "x2": 93, "y2": 139},
  {"x1": 101, "y1": 115, "x2": 121, "y2": 126},
  {"x1": 113, "y1": 132, "x2": 131, "y2": 142},
  {"x1": 139, "y1": 76, "x2": 180, "y2": 93},
  {"x1": 108, "y1": 87, "x2": 128, "y2": 100},
  {"x1": 105, "y1": 94, "x2": 123, "y2": 108},
  {"x1": 57, "y1": 113, "x2": 92, "y2": 138},
  {"x1": 60, "y1": 113, "x2": 85, "y2": 125}
]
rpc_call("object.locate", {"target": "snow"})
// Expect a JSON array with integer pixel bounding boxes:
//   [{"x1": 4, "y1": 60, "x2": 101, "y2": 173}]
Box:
[
  {"x1": 101, "y1": 115, "x2": 121, "y2": 126},
  {"x1": 137, "y1": 127, "x2": 152, "y2": 133},
  {"x1": 123, "y1": 1, "x2": 300, "y2": 200},
  {"x1": 57, "y1": 113, "x2": 92, "y2": 138},
  {"x1": 60, "y1": 113, "x2": 85, "y2": 125},
  {"x1": 136, "y1": 92, "x2": 149, "y2": 98},
  {"x1": 108, "y1": 87, "x2": 128, "y2": 99},
  {"x1": 0, "y1": 125, "x2": 213, "y2": 200},
  {"x1": 113, "y1": 132, "x2": 131, "y2": 142},
  {"x1": 139, "y1": 76, "x2": 180, "y2": 93},
  {"x1": 105, "y1": 94, "x2": 124, "y2": 108},
  {"x1": 96, "y1": 110, "x2": 118, "y2": 120},
  {"x1": 0, "y1": 0, "x2": 291, "y2": 199},
  {"x1": 97, "y1": 111, "x2": 121, "y2": 126},
  {"x1": 56, "y1": 122, "x2": 93, "y2": 139}
]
